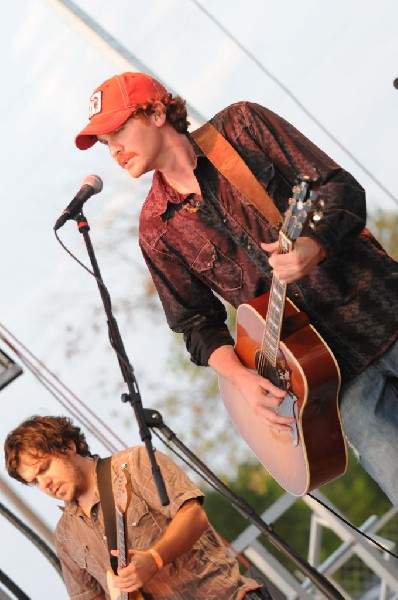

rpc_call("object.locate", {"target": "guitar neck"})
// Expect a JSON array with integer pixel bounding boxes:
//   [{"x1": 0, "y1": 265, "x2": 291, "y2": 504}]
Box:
[
  {"x1": 109, "y1": 466, "x2": 144, "y2": 600},
  {"x1": 262, "y1": 232, "x2": 292, "y2": 366},
  {"x1": 116, "y1": 506, "x2": 129, "y2": 600},
  {"x1": 116, "y1": 507, "x2": 127, "y2": 567}
]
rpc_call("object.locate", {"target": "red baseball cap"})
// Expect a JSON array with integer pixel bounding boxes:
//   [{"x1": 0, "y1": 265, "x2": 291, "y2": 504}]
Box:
[{"x1": 75, "y1": 72, "x2": 168, "y2": 150}]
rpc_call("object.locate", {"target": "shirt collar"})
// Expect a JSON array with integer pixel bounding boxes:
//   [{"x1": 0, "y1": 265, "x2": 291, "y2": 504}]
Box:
[{"x1": 146, "y1": 135, "x2": 203, "y2": 219}]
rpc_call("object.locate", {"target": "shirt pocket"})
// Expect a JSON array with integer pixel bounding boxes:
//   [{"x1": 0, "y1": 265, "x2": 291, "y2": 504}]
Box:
[
  {"x1": 126, "y1": 500, "x2": 162, "y2": 550},
  {"x1": 73, "y1": 543, "x2": 103, "y2": 578},
  {"x1": 190, "y1": 241, "x2": 242, "y2": 292},
  {"x1": 73, "y1": 544, "x2": 89, "y2": 569}
]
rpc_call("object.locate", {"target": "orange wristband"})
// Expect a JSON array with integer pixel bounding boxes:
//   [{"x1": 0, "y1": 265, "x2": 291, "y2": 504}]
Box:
[{"x1": 147, "y1": 548, "x2": 163, "y2": 570}]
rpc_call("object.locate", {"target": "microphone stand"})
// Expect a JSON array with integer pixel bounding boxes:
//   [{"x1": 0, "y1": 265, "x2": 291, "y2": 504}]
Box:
[
  {"x1": 72, "y1": 211, "x2": 342, "y2": 599},
  {"x1": 73, "y1": 210, "x2": 169, "y2": 506}
]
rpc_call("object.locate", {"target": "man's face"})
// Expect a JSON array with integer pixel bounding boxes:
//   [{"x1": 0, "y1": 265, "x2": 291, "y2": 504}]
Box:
[
  {"x1": 97, "y1": 110, "x2": 165, "y2": 179},
  {"x1": 17, "y1": 448, "x2": 87, "y2": 502}
]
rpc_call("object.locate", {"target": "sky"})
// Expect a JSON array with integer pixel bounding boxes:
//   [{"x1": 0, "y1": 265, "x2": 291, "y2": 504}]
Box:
[{"x1": 0, "y1": 0, "x2": 397, "y2": 597}]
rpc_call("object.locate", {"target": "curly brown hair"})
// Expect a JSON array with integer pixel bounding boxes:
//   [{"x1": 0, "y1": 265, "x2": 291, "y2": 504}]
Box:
[
  {"x1": 133, "y1": 93, "x2": 190, "y2": 133},
  {"x1": 4, "y1": 415, "x2": 92, "y2": 484}
]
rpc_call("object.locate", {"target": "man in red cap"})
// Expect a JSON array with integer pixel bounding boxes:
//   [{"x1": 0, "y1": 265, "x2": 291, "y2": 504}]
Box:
[
  {"x1": 75, "y1": 72, "x2": 398, "y2": 507},
  {"x1": 76, "y1": 72, "x2": 200, "y2": 190}
]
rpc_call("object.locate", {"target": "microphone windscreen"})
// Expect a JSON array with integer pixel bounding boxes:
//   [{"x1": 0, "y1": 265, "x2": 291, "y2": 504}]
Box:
[{"x1": 83, "y1": 174, "x2": 103, "y2": 193}]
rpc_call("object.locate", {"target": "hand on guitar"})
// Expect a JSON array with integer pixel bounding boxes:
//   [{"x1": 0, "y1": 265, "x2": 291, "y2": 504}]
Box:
[
  {"x1": 109, "y1": 548, "x2": 158, "y2": 594},
  {"x1": 262, "y1": 237, "x2": 325, "y2": 283},
  {"x1": 230, "y1": 366, "x2": 297, "y2": 431},
  {"x1": 209, "y1": 345, "x2": 295, "y2": 431}
]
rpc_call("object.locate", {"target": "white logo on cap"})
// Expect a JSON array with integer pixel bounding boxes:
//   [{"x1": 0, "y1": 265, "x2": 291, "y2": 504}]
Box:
[{"x1": 89, "y1": 91, "x2": 102, "y2": 119}]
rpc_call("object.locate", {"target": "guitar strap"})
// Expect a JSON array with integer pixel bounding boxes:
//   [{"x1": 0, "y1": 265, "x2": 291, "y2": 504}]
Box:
[
  {"x1": 191, "y1": 122, "x2": 282, "y2": 228},
  {"x1": 97, "y1": 456, "x2": 118, "y2": 575}
]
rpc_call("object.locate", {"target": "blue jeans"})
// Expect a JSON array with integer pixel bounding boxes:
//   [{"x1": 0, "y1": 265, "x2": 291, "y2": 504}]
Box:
[{"x1": 339, "y1": 338, "x2": 398, "y2": 505}]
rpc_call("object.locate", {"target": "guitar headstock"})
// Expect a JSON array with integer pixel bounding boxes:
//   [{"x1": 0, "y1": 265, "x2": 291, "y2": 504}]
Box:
[
  {"x1": 115, "y1": 464, "x2": 130, "y2": 513},
  {"x1": 282, "y1": 175, "x2": 322, "y2": 241}
]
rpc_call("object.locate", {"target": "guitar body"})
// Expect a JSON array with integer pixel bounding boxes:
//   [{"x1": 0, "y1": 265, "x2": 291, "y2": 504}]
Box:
[
  {"x1": 219, "y1": 293, "x2": 347, "y2": 496},
  {"x1": 107, "y1": 570, "x2": 144, "y2": 600}
]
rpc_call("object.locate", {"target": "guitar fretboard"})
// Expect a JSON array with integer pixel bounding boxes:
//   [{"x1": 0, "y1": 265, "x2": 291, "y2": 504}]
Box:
[
  {"x1": 116, "y1": 506, "x2": 129, "y2": 600},
  {"x1": 259, "y1": 231, "x2": 292, "y2": 370},
  {"x1": 258, "y1": 181, "x2": 315, "y2": 372}
]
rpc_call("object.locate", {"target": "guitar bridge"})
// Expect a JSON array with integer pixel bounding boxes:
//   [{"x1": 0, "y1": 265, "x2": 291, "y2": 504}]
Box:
[{"x1": 276, "y1": 394, "x2": 299, "y2": 446}]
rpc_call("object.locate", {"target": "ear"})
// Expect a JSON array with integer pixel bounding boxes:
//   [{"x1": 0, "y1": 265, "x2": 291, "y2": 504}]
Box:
[
  {"x1": 152, "y1": 101, "x2": 166, "y2": 127},
  {"x1": 67, "y1": 440, "x2": 77, "y2": 455}
]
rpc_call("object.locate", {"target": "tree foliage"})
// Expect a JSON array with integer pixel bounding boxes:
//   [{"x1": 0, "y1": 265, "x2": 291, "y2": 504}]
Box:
[
  {"x1": 202, "y1": 452, "x2": 391, "y2": 591},
  {"x1": 368, "y1": 210, "x2": 398, "y2": 259}
]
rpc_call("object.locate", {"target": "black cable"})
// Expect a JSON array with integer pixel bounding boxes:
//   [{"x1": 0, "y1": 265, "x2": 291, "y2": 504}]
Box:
[
  {"x1": 190, "y1": 0, "x2": 398, "y2": 207},
  {"x1": 307, "y1": 492, "x2": 398, "y2": 559},
  {"x1": 54, "y1": 229, "x2": 146, "y2": 410},
  {"x1": 152, "y1": 429, "x2": 398, "y2": 563},
  {"x1": 0, "y1": 567, "x2": 29, "y2": 600},
  {"x1": 0, "y1": 500, "x2": 62, "y2": 577}
]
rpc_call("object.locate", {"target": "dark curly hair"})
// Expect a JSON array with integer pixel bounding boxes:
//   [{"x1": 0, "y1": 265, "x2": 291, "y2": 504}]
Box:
[
  {"x1": 132, "y1": 93, "x2": 190, "y2": 133},
  {"x1": 4, "y1": 415, "x2": 92, "y2": 484}
]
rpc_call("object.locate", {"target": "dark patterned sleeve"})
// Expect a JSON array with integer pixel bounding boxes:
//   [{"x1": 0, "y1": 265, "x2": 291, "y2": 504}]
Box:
[
  {"x1": 139, "y1": 237, "x2": 234, "y2": 366},
  {"x1": 218, "y1": 101, "x2": 367, "y2": 264}
]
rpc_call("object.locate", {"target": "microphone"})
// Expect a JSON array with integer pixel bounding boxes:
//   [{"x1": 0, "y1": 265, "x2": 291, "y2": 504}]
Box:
[
  {"x1": 54, "y1": 174, "x2": 103, "y2": 230},
  {"x1": 394, "y1": 78, "x2": 398, "y2": 89}
]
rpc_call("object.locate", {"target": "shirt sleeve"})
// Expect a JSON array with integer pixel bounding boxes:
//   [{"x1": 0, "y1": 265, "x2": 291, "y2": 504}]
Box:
[
  {"x1": 139, "y1": 235, "x2": 235, "y2": 366},
  {"x1": 126, "y1": 446, "x2": 204, "y2": 517},
  {"x1": 226, "y1": 101, "x2": 367, "y2": 264}
]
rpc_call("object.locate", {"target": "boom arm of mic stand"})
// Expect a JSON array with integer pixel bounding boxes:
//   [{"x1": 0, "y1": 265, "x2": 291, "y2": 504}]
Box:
[
  {"x1": 74, "y1": 211, "x2": 169, "y2": 506},
  {"x1": 143, "y1": 407, "x2": 344, "y2": 600}
]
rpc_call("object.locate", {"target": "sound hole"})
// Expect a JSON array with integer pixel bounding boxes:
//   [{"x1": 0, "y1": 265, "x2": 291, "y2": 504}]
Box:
[{"x1": 255, "y1": 351, "x2": 287, "y2": 390}]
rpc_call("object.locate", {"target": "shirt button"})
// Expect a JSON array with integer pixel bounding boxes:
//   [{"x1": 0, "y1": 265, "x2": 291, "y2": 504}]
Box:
[{"x1": 247, "y1": 244, "x2": 251, "y2": 250}]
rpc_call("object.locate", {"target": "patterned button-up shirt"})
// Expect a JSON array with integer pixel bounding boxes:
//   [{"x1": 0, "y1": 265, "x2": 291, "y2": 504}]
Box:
[
  {"x1": 55, "y1": 447, "x2": 260, "y2": 599},
  {"x1": 139, "y1": 101, "x2": 398, "y2": 383}
]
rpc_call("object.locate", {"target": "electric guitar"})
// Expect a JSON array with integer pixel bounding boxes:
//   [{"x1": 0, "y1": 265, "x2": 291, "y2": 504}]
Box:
[
  {"x1": 219, "y1": 176, "x2": 348, "y2": 496},
  {"x1": 106, "y1": 464, "x2": 145, "y2": 600}
]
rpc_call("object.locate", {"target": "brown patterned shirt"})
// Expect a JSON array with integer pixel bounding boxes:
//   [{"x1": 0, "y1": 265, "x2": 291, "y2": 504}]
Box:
[
  {"x1": 139, "y1": 101, "x2": 398, "y2": 382},
  {"x1": 55, "y1": 447, "x2": 260, "y2": 599}
]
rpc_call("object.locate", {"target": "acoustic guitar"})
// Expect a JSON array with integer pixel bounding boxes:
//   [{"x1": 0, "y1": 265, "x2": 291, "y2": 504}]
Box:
[
  {"x1": 106, "y1": 464, "x2": 145, "y2": 600},
  {"x1": 219, "y1": 176, "x2": 347, "y2": 496}
]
